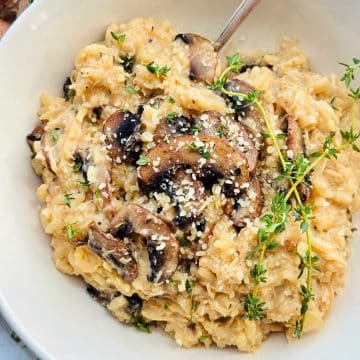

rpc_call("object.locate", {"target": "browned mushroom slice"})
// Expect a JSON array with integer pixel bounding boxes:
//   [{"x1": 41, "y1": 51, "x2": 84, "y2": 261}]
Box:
[
  {"x1": 225, "y1": 176, "x2": 263, "y2": 227},
  {"x1": 103, "y1": 106, "x2": 144, "y2": 164},
  {"x1": 196, "y1": 111, "x2": 259, "y2": 172},
  {"x1": 39, "y1": 128, "x2": 64, "y2": 174},
  {"x1": 159, "y1": 169, "x2": 205, "y2": 228},
  {"x1": 281, "y1": 114, "x2": 303, "y2": 158},
  {"x1": 223, "y1": 79, "x2": 264, "y2": 137},
  {"x1": 138, "y1": 135, "x2": 249, "y2": 193},
  {"x1": 73, "y1": 149, "x2": 90, "y2": 181},
  {"x1": 86, "y1": 284, "x2": 120, "y2": 306},
  {"x1": 111, "y1": 204, "x2": 179, "y2": 283},
  {"x1": 26, "y1": 121, "x2": 45, "y2": 152},
  {"x1": 175, "y1": 33, "x2": 218, "y2": 84},
  {"x1": 153, "y1": 115, "x2": 194, "y2": 144},
  {"x1": 88, "y1": 226, "x2": 138, "y2": 283}
]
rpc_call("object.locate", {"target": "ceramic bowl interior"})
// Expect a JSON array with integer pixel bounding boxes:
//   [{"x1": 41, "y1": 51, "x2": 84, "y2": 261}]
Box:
[{"x1": 0, "y1": 0, "x2": 359, "y2": 359}]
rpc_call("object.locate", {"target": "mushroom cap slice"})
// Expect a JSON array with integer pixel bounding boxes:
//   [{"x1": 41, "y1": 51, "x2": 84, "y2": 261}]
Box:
[
  {"x1": 160, "y1": 169, "x2": 205, "y2": 228},
  {"x1": 223, "y1": 80, "x2": 264, "y2": 133},
  {"x1": 281, "y1": 114, "x2": 303, "y2": 158},
  {"x1": 103, "y1": 108, "x2": 143, "y2": 164},
  {"x1": 226, "y1": 175, "x2": 263, "y2": 227},
  {"x1": 175, "y1": 33, "x2": 218, "y2": 84},
  {"x1": 26, "y1": 121, "x2": 45, "y2": 151},
  {"x1": 153, "y1": 115, "x2": 194, "y2": 144},
  {"x1": 88, "y1": 226, "x2": 138, "y2": 283},
  {"x1": 111, "y1": 204, "x2": 179, "y2": 283},
  {"x1": 196, "y1": 111, "x2": 259, "y2": 172},
  {"x1": 139, "y1": 134, "x2": 249, "y2": 192}
]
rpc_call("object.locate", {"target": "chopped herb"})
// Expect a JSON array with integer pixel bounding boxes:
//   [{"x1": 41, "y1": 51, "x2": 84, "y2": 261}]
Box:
[
  {"x1": 199, "y1": 335, "x2": 209, "y2": 343},
  {"x1": 146, "y1": 61, "x2": 170, "y2": 77},
  {"x1": 188, "y1": 141, "x2": 211, "y2": 159},
  {"x1": 165, "y1": 111, "x2": 178, "y2": 123},
  {"x1": 136, "y1": 154, "x2": 149, "y2": 166},
  {"x1": 192, "y1": 125, "x2": 201, "y2": 134},
  {"x1": 10, "y1": 331, "x2": 21, "y2": 343},
  {"x1": 180, "y1": 237, "x2": 190, "y2": 247},
  {"x1": 167, "y1": 97, "x2": 175, "y2": 104},
  {"x1": 31, "y1": 152, "x2": 37, "y2": 159},
  {"x1": 77, "y1": 180, "x2": 91, "y2": 187},
  {"x1": 63, "y1": 222, "x2": 79, "y2": 239},
  {"x1": 125, "y1": 85, "x2": 137, "y2": 94},
  {"x1": 135, "y1": 318, "x2": 151, "y2": 333},
  {"x1": 185, "y1": 279, "x2": 193, "y2": 295},
  {"x1": 51, "y1": 129, "x2": 60, "y2": 141},
  {"x1": 131, "y1": 311, "x2": 152, "y2": 333},
  {"x1": 275, "y1": 132, "x2": 286, "y2": 139},
  {"x1": 93, "y1": 189, "x2": 101, "y2": 198},
  {"x1": 121, "y1": 55, "x2": 135, "y2": 73},
  {"x1": 64, "y1": 193, "x2": 75, "y2": 208},
  {"x1": 111, "y1": 32, "x2": 126, "y2": 43},
  {"x1": 218, "y1": 124, "x2": 225, "y2": 138},
  {"x1": 72, "y1": 161, "x2": 82, "y2": 172},
  {"x1": 63, "y1": 77, "x2": 76, "y2": 101}
]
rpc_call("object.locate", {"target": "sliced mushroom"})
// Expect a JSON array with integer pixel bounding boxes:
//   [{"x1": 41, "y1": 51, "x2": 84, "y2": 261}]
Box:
[
  {"x1": 196, "y1": 111, "x2": 259, "y2": 172},
  {"x1": 26, "y1": 121, "x2": 45, "y2": 152},
  {"x1": 73, "y1": 149, "x2": 89, "y2": 181},
  {"x1": 218, "y1": 79, "x2": 264, "y2": 157},
  {"x1": 139, "y1": 135, "x2": 249, "y2": 192},
  {"x1": 126, "y1": 293, "x2": 143, "y2": 315},
  {"x1": 281, "y1": 114, "x2": 303, "y2": 158},
  {"x1": 222, "y1": 79, "x2": 253, "y2": 112},
  {"x1": 175, "y1": 33, "x2": 218, "y2": 84},
  {"x1": 153, "y1": 115, "x2": 194, "y2": 144},
  {"x1": 224, "y1": 176, "x2": 263, "y2": 227},
  {"x1": 88, "y1": 226, "x2": 138, "y2": 283},
  {"x1": 298, "y1": 175, "x2": 312, "y2": 203},
  {"x1": 40, "y1": 128, "x2": 64, "y2": 175},
  {"x1": 103, "y1": 106, "x2": 144, "y2": 164},
  {"x1": 86, "y1": 284, "x2": 120, "y2": 306},
  {"x1": 111, "y1": 204, "x2": 179, "y2": 283},
  {"x1": 159, "y1": 169, "x2": 205, "y2": 228}
]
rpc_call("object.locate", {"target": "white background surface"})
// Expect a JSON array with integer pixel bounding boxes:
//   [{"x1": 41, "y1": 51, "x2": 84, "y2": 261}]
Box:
[{"x1": 0, "y1": 0, "x2": 359, "y2": 359}]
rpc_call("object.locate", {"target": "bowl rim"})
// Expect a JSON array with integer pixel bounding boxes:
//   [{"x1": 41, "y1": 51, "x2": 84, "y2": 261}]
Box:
[
  {"x1": 0, "y1": 2, "x2": 51, "y2": 358},
  {"x1": 1, "y1": 1, "x2": 359, "y2": 359}
]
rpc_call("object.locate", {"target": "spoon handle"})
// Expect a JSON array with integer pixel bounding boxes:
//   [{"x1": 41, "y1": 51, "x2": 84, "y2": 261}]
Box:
[{"x1": 213, "y1": 0, "x2": 261, "y2": 52}]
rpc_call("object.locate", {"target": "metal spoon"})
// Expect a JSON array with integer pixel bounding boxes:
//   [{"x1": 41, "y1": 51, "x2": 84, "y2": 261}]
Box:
[{"x1": 213, "y1": 0, "x2": 261, "y2": 52}]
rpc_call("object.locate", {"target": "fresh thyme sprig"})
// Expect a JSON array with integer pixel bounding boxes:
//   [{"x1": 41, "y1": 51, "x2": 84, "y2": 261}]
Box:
[
  {"x1": 339, "y1": 58, "x2": 360, "y2": 88},
  {"x1": 211, "y1": 53, "x2": 359, "y2": 336},
  {"x1": 185, "y1": 279, "x2": 199, "y2": 323}
]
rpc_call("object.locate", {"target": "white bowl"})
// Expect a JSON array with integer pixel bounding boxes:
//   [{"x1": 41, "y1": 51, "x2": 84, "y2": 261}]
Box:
[{"x1": 0, "y1": 0, "x2": 359, "y2": 359}]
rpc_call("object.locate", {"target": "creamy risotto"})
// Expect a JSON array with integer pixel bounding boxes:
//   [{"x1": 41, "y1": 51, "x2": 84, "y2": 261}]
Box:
[{"x1": 27, "y1": 18, "x2": 360, "y2": 352}]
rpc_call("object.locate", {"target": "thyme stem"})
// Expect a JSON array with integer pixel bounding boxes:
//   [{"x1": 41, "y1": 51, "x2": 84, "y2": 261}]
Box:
[{"x1": 214, "y1": 55, "x2": 359, "y2": 336}]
